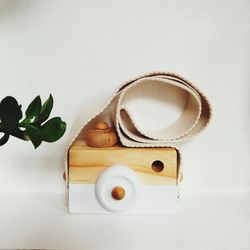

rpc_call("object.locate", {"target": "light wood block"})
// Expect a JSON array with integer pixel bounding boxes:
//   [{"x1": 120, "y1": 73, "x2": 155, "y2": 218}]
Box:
[{"x1": 69, "y1": 140, "x2": 177, "y2": 185}]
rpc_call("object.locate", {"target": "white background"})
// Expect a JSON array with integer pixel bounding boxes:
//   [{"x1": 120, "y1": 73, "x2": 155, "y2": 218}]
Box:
[
  {"x1": 0, "y1": 1, "x2": 250, "y2": 249},
  {"x1": 0, "y1": 0, "x2": 249, "y2": 194}
]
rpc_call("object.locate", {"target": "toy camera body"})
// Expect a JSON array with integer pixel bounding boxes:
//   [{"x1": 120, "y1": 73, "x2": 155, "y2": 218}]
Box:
[{"x1": 68, "y1": 140, "x2": 179, "y2": 214}]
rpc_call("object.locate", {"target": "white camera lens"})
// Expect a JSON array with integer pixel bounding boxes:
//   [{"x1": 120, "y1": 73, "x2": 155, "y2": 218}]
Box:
[{"x1": 95, "y1": 165, "x2": 141, "y2": 212}]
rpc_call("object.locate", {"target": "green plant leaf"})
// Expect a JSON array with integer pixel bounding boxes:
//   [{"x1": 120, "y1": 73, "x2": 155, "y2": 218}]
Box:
[
  {"x1": 41, "y1": 117, "x2": 66, "y2": 143},
  {"x1": 41, "y1": 94, "x2": 53, "y2": 117},
  {"x1": 25, "y1": 124, "x2": 43, "y2": 149},
  {"x1": 0, "y1": 96, "x2": 22, "y2": 126},
  {"x1": 34, "y1": 94, "x2": 54, "y2": 125},
  {"x1": 0, "y1": 132, "x2": 9, "y2": 146},
  {"x1": 25, "y1": 95, "x2": 42, "y2": 119}
]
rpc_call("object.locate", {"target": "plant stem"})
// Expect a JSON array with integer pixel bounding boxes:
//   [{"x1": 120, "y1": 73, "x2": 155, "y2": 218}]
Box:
[
  {"x1": 11, "y1": 130, "x2": 29, "y2": 141},
  {"x1": 0, "y1": 123, "x2": 29, "y2": 141}
]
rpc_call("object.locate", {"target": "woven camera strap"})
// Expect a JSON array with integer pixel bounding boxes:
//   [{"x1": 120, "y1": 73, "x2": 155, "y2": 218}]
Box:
[{"x1": 65, "y1": 72, "x2": 212, "y2": 200}]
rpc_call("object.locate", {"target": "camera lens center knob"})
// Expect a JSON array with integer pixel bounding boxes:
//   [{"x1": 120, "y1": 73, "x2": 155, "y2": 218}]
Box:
[
  {"x1": 95, "y1": 165, "x2": 140, "y2": 212},
  {"x1": 111, "y1": 186, "x2": 126, "y2": 200}
]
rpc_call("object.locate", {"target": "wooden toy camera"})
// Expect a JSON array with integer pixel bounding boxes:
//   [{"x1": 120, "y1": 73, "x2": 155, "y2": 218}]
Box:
[
  {"x1": 66, "y1": 72, "x2": 211, "y2": 214},
  {"x1": 68, "y1": 121, "x2": 180, "y2": 214}
]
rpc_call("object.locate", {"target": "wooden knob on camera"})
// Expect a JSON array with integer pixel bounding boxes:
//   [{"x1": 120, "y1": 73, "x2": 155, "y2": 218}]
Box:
[
  {"x1": 111, "y1": 186, "x2": 126, "y2": 200},
  {"x1": 85, "y1": 121, "x2": 118, "y2": 147}
]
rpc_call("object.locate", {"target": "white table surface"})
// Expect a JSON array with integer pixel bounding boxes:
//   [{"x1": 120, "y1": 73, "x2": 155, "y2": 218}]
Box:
[{"x1": 0, "y1": 192, "x2": 249, "y2": 250}]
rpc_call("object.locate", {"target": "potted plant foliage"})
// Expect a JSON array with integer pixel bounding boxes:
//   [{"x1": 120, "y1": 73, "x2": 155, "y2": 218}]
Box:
[{"x1": 0, "y1": 94, "x2": 66, "y2": 148}]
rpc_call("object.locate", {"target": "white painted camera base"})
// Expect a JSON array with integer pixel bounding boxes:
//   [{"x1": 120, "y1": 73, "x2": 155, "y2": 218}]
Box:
[{"x1": 69, "y1": 184, "x2": 177, "y2": 215}]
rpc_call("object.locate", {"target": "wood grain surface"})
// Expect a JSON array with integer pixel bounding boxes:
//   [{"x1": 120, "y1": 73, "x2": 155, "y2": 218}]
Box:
[{"x1": 69, "y1": 140, "x2": 177, "y2": 185}]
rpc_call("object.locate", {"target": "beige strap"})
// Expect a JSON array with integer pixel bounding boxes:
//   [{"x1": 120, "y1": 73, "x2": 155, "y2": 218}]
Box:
[{"x1": 65, "y1": 72, "x2": 212, "y2": 198}]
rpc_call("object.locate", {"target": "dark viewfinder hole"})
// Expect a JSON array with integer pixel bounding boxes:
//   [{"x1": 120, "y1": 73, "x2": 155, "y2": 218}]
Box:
[{"x1": 151, "y1": 160, "x2": 164, "y2": 173}]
